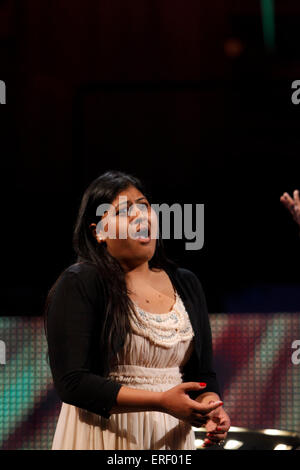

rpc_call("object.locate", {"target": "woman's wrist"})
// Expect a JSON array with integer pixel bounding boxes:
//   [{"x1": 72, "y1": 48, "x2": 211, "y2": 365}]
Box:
[
  {"x1": 195, "y1": 392, "x2": 221, "y2": 404},
  {"x1": 153, "y1": 391, "x2": 165, "y2": 412}
]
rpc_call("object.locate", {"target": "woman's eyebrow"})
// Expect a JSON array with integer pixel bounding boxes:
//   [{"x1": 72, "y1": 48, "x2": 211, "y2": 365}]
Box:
[{"x1": 135, "y1": 196, "x2": 148, "y2": 203}]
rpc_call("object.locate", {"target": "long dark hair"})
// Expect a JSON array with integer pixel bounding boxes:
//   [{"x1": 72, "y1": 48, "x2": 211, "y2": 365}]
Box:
[{"x1": 44, "y1": 170, "x2": 178, "y2": 371}]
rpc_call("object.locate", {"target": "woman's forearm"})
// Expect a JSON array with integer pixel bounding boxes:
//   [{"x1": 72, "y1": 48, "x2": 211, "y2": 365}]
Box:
[{"x1": 109, "y1": 385, "x2": 165, "y2": 414}]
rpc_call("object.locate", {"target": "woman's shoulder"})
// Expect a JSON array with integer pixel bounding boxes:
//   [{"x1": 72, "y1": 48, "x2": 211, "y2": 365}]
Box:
[
  {"x1": 64, "y1": 261, "x2": 100, "y2": 279},
  {"x1": 53, "y1": 261, "x2": 105, "y2": 299},
  {"x1": 166, "y1": 264, "x2": 203, "y2": 287},
  {"x1": 165, "y1": 264, "x2": 206, "y2": 304},
  {"x1": 43, "y1": 262, "x2": 107, "y2": 316}
]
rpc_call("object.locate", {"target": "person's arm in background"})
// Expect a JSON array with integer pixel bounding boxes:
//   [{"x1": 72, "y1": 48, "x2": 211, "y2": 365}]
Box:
[{"x1": 280, "y1": 190, "x2": 300, "y2": 232}]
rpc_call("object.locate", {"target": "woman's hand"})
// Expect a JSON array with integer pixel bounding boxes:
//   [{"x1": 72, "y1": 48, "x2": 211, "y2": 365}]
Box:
[
  {"x1": 159, "y1": 382, "x2": 224, "y2": 424},
  {"x1": 280, "y1": 190, "x2": 300, "y2": 227},
  {"x1": 201, "y1": 400, "x2": 231, "y2": 448}
]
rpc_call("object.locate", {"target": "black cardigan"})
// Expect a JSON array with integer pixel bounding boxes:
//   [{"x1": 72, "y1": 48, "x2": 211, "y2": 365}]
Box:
[{"x1": 46, "y1": 262, "x2": 221, "y2": 419}]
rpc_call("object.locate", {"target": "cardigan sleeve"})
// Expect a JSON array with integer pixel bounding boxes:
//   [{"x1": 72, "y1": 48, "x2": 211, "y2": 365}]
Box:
[
  {"x1": 45, "y1": 269, "x2": 122, "y2": 419},
  {"x1": 181, "y1": 271, "x2": 222, "y2": 401}
]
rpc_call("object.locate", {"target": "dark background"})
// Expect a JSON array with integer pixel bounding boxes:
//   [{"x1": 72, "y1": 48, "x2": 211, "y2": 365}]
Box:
[{"x1": 1, "y1": 0, "x2": 300, "y2": 315}]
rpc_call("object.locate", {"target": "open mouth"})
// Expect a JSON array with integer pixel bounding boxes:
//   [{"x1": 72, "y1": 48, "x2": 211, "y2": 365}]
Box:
[{"x1": 132, "y1": 225, "x2": 151, "y2": 241}]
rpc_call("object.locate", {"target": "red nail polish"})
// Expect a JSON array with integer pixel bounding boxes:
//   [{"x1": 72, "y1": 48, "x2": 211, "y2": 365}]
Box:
[{"x1": 199, "y1": 382, "x2": 206, "y2": 386}]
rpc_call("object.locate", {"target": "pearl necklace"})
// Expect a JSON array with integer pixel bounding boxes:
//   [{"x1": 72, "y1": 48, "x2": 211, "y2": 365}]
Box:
[{"x1": 129, "y1": 291, "x2": 194, "y2": 348}]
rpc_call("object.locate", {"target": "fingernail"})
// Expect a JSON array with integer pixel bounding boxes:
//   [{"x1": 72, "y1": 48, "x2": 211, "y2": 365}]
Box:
[
  {"x1": 199, "y1": 382, "x2": 206, "y2": 387},
  {"x1": 204, "y1": 439, "x2": 212, "y2": 444}
]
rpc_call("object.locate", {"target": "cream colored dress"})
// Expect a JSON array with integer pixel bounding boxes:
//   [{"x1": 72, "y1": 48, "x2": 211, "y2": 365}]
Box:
[{"x1": 51, "y1": 290, "x2": 196, "y2": 450}]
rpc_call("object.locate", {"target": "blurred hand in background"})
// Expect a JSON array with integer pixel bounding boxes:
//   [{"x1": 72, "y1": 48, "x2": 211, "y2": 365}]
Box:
[{"x1": 280, "y1": 190, "x2": 300, "y2": 228}]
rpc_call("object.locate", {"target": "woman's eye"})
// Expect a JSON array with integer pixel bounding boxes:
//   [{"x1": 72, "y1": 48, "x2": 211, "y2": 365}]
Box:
[
  {"x1": 118, "y1": 202, "x2": 149, "y2": 216},
  {"x1": 136, "y1": 203, "x2": 149, "y2": 212}
]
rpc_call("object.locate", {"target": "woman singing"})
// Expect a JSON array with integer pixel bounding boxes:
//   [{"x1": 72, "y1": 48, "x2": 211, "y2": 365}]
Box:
[{"x1": 44, "y1": 170, "x2": 230, "y2": 450}]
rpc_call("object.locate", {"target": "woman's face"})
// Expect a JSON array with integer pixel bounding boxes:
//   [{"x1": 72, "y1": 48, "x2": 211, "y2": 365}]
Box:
[{"x1": 91, "y1": 185, "x2": 158, "y2": 269}]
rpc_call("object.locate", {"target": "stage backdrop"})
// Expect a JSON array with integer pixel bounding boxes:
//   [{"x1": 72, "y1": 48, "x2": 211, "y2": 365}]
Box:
[{"x1": 0, "y1": 313, "x2": 299, "y2": 450}]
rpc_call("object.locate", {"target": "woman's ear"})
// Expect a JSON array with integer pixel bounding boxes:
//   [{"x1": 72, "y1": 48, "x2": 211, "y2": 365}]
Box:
[{"x1": 89, "y1": 223, "x2": 104, "y2": 244}]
